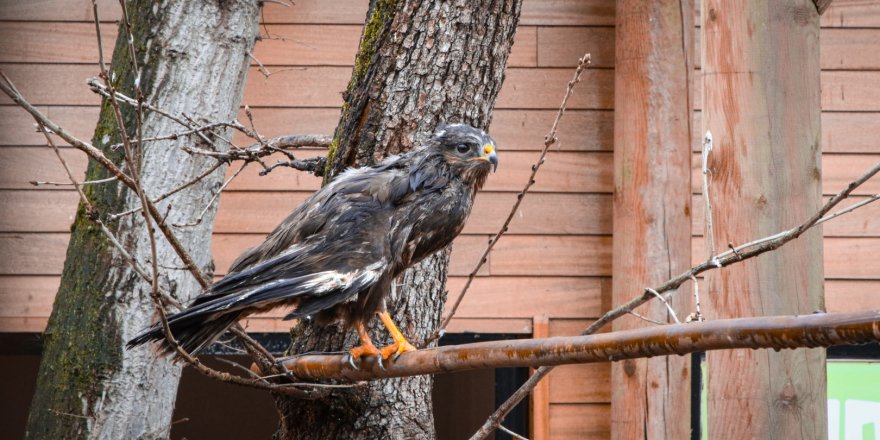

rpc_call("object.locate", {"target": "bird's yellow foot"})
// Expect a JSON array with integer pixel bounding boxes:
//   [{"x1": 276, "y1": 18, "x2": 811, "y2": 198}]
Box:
[
  {"x1": 380, "y1": 340, "x2": 417, "y2": 360},
  {"x1": 377, "y1": 310, "x2": 417, "y2": 361},
  {"x1": 347, "y1": 342, "x2": 383, "y2": 370},
  {"x1": 349, "y1": 343, "x2": 381, "y2": 361},
  {"x1": 347, "y1": 321, "x2": 383, "y2": 370}
]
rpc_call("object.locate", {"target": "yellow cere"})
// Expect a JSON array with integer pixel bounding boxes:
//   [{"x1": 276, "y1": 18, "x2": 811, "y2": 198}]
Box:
[{"x1": 484, "y1": 144, "x2": 494, "y2": 155}]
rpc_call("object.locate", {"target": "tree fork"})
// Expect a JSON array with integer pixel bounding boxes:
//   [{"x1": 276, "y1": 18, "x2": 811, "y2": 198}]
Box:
[{"x1": 275, "y1": 1, "x2": 523, "y2": 439}]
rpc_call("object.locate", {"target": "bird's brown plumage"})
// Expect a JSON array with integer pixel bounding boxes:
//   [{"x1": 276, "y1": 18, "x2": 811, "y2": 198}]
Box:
[{"x1": 128, "y1": 123, "x2": 498, "y2": 357}]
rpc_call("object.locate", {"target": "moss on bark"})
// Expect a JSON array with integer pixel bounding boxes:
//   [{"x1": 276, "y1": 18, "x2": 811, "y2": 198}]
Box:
[{"x1": 25, "y1": 1, "x2": 165, "y2": 438}]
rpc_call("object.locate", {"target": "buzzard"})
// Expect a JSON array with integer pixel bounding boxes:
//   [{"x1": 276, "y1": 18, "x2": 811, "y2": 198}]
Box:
[{"x1": 128, "y1": 124, "x2": 498, "y2": 364}]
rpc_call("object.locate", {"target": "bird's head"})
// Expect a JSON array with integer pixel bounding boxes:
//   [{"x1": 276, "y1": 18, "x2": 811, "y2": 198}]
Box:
[{"x1": 430, "y1": 123, "x2": 498, "y2": 189}]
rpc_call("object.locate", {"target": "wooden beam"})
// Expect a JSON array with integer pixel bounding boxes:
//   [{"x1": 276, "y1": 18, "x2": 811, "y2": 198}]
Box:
[
  {"x1": 611, "y1": 0, "x2": 694, "y2": 438},
  {"x1": 701, "y1": 1, "x2": 826, "y2": 438},
  {"x1": 530, "y1": 315, "x2": 551, "y2": 440}
]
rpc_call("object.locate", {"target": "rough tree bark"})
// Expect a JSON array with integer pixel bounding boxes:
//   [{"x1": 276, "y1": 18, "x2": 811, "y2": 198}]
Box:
[
  {"x1": 611, "y1": 0, "x2": 694, "y2": 438},
  {"x1": 701, "y1": 1, "x2": 826, "y2": 438},
  {"x1": 274, "y1": 1, "x2": 522, "y2": 438},
  {"x1": 25, "y1": 1, "x2": 260, "y2": 438}
]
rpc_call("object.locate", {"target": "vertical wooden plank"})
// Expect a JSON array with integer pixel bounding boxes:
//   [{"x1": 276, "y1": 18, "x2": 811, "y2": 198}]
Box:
[
  {"x1": 701, "y1": 1, "x2": 827, "y2": 439},
  {"x1": 530, "y1": 315, "x2": 551, "y2": 440},
  {"x1": 611, "y1": 1, "x2": 694, "y2": 439}
]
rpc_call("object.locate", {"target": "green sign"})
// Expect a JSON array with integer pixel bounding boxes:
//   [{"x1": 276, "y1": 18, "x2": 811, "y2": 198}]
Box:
[{"x1": 828, "y1": 361, "x2": 880, "y2": 440}]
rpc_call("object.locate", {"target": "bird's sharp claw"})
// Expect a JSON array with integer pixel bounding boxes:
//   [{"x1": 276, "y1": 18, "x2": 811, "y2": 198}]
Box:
[{"x1": 347, "y1": 343, "x2": 381, "y2": 370}]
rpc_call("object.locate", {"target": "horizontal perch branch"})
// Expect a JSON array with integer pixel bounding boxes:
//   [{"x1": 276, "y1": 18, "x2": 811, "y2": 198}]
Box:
[{"x1": 277, "y1": 310, "x2": 880, "y2": 381}]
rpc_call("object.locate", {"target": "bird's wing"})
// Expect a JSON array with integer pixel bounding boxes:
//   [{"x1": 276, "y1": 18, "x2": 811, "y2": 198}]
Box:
[{"x1": 188, "y1": 162, "x2": 417, "y2": 312}]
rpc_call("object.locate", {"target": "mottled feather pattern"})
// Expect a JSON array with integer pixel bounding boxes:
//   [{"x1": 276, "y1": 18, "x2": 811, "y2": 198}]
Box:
[{"x1": 128, "y1": 124, "x2": 497, "y2": 356}]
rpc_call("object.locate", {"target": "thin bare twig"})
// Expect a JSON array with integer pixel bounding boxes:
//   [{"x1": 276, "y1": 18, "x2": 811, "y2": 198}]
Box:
[
  {"x1": 628, "y1": 310, "x2": 665, "y2": 326},
  {"x1": 30, "y1": 176, "x2": 118, "y2": 187},
  {"x1": 701, "y1": 131, "x2": 719, "y2": 266},
  {"x1": 645, "y1": 288, "x2": 681, "y2": 324},
  {"x1": 422, "y1": 53, "x2": 594, "y2": 347},
  {"x1": 107, "y1": 161, "x2": 225, "y2": 222},
  {"x1": 816, "y1": 194, "x2": 880, "y2": 226},
  {"x1": 687, "y1": 274, "x2": 703, "y2": 322},
  {"x1": 173, "y1": 162, "x2": 248, "y2": 228},
  {"x1": 88, "y1": 78, "x2": 227, "y2": 151},
  {"x1": 497, "y1": 425, "x2": 529, "y2": 440},
  {"x1": 107, "y1": 122, "x2": 230, "y2": 150},
  {"x1": 248, "y1": 51, "x2": 307, "y2": 78},
  {"x1": 259, "y1": 156, "x2": 326, "y2": 176}
]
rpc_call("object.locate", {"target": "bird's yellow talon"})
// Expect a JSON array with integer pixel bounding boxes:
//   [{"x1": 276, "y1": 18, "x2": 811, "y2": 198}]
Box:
[{"x1": 380, "y1": 340, "x2": 417, "y2": 360}]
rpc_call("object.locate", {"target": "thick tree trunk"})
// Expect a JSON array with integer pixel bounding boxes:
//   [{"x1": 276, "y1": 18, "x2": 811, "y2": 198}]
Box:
[
  {"x1": 611, "y1": 1, "x2": 694, "y2": 438},
  {"x1": 275, "y1": 1, "x2": 522, "y2": 438},
  {"x1": 25, "y1": 1, "x2": 260, "y2": 438},
  {"x1": 701, "y1": 1, "x2": 826, "y2": 438}
]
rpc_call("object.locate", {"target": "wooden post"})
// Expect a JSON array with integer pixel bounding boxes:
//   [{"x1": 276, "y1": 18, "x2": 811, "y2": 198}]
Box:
[
  {"x1": 530, "y1": 315, "x2": 550, "y2": 440},
  {"x1": 701, "y1": 1, "x2": 826, "y2": 439},
  {"x1": 611, "y1": 1, "x2": 694, "y2": 439}
]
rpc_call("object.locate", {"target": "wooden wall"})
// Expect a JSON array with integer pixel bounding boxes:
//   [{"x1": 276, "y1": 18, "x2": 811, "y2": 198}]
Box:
[{"x1": 0, "y1": 1, "x2": 878, "y2": 438}]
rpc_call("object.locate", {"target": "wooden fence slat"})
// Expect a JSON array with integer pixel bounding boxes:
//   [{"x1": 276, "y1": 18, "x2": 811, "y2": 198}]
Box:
[
  {"x1": 8, "y1": 63, "x2": 880, "y2": 111},
  {"x1": 0, "y1": 65, "x2": 618, "y2": 110},
  {"x1": 4, "y1": 232, "x2": 879, "y2": 279},
  {"x1": 549, "y1": 403, "x2": 611, "y2": 440},
  {"x1": 213, "y1": 192, "x2": 612, "y2": 235},
  {"x1": 521, "y1": 0, "x2": 615, "y2": 26},
  {"x1": 694, "y1": 0, "x2": 880, "y2": 28},
  {"x1": 0, "y1": 22, "x2": 116, "y2": 63},
  {"x1": 689, "y1": 153, "x2": 880, "y2": 196},
  {"x1": 536, "y1": 27, "x2": 615, "y2": 68},
  {"x1": 4, "y1": 19, "x2": 880, "y2": 68},
  {"x1": 549, "y1": 364, "x2": 611, "y2": 403},
  {"x1": 223, "y1": 151, "x2": 614, "y2": 193},
  {"x1": 3, "y1": 275, "x2": 876, "y2": 326},
  {"x1": 3, "y1": 0, "x2": 879, "y2": 27},
  {"x1": 10, "y1": 106, "x2": 880, "y2": 155},
  {"x1": 692, "y1": 111, "x2": 880, "y2": 154},
  {"x1": 444, "y1": 278, "x2": 604, "y2": 318},
  {"x1": 691, "y1": 194, "x2": 880, "y2": 238}
]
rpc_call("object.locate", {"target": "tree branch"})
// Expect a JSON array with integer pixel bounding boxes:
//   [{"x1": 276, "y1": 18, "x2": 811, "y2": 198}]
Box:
[{"x1": 277, "y1": 310, "x2": 880, "y2": 381}]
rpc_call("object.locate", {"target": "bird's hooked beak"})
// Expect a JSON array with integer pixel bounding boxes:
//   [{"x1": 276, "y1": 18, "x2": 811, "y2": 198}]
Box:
[{"x1": 483, "y1": 144, "x2": 498, "y2": 172}]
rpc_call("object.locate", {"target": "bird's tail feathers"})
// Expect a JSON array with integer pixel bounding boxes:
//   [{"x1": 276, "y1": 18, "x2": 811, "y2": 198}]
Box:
[{"x1": 127, "y1": 311, "x2": 240, "y2": 358}]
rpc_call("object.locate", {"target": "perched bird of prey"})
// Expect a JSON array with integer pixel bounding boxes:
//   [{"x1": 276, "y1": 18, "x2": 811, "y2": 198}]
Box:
[{"x1": 129, "y1": 123, "x2": 498, "y2": 364}]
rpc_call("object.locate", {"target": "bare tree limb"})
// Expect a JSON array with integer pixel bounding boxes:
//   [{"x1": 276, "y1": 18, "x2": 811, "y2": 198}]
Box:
[{"x1": 276, "y1": 310, "x2": 880, "y2": 381}]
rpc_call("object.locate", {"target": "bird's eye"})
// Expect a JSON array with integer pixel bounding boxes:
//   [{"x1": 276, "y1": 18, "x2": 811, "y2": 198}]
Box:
[{"x1": 456, "y1": 143, "x2": 470, "y2": 154}]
